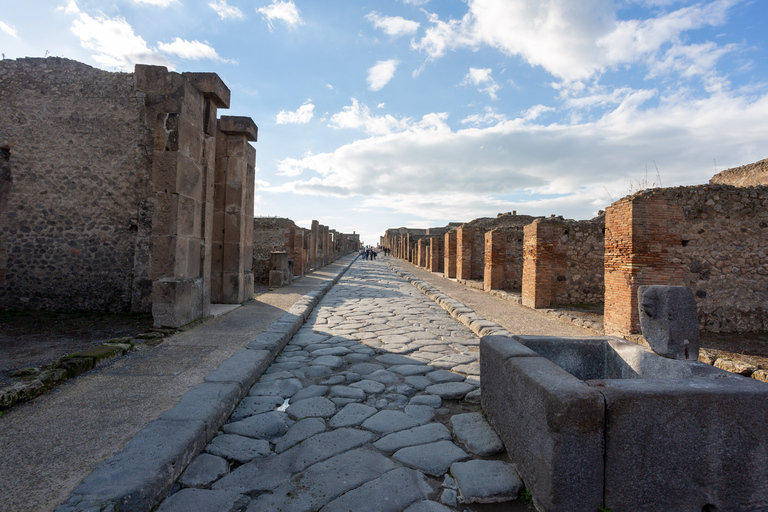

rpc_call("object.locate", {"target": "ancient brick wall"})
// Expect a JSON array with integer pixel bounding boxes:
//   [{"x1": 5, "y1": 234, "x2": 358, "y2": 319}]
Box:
[
  {"x1": 0, "y1": 58, "x2": 151, "y2": 312},
  {"x1": 252, "y1": 217, "x2": 297, "y2": 284},
  {"x1": 456, "y1": 226, "x2": 486, "y2": 281},
  {"x1": 521, "y1": 217, "x2": 604, "y2": 308},
  {"x1": 428, "y1": 237, "x2": 444, "y2": 273},
  {"x1": 604, "y1": 185, "x2": 768, "y2": 336},
  {"x1": 417, "y1": 239, "x2": 428, "y2": 267},
  {"x1": 710, "y1": 158, "x2": 768, "y2": 187},
  {"x1": 444, "y1": 231, "x2": 457, "y2": 278},
  {"x1": 484, "y1": 228, "x2": 524, "y2": 292}
]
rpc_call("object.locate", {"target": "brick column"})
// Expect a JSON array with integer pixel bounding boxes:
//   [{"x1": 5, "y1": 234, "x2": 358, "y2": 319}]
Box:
[
  {"x1": 456, "y1": 225, "x2": 474, "y2": 280},
  {"x1": 444, "y1": 231, "x2": 457, "y2": 278},
  {"x1": 522, "y1": 221, "x2": 555, "y2": 308},
  {"x1": 417, "y1": 239, "x2": 427, "y2": 267},
  {"x1": 485, "y1": 230, "x2": 506, "y2": 291},
  {"x1": 428, "y1": 237, "x2": 444, "y2": 273},
  {"x1": 310, "y1": 220, "x2": 319, "y2": 269}
]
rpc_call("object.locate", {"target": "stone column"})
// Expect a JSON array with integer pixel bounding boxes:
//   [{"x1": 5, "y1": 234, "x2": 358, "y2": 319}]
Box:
[
  {"x1": 310, "y1": 220, "x2": 319, "y2": 270},
  {"x1": 444, "y1": 231, "x2": 457, "y2": 278},
  {"x1": 211, "y1": 116, "x2": 257, "y2": 304}
]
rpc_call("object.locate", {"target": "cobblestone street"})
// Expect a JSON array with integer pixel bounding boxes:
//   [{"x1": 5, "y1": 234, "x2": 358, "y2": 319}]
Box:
[{"x1": 157, "y1": 259, "x2": 526, "y2": 511}]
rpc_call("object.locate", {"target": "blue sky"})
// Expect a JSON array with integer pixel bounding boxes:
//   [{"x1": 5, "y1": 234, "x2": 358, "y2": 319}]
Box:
[{"x1": 2, "y1": 0, "x2": 767, "y2": 245}]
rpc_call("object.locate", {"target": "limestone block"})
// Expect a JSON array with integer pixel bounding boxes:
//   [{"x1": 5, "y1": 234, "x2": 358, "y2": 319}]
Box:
[
  {"x1": 638, "y1": 285, "x2": 699, "y2": 360},
  {"x1": 218, "y1": 116, "x2": 258, "y2": 141},
  {"x1": 182, "y1": 72, "x2": 231, "y2": 108},
  {"x1": 269, "y1": 270, "x2": 284, "y2": 288},
  {"x1": 152, "y1": 277, "x2": 205, "y2": 328}
]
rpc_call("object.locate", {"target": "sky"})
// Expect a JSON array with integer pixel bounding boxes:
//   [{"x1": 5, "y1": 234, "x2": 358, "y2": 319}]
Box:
[{"x1": 2, "y1": 0, "x2": 767, "y2": 245}]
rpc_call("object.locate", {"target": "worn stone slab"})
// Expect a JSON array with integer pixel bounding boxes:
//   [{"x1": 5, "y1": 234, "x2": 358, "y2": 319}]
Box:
[
  {"x1": 391, "y1": 364, "x2": 435, "y2": 376},
  {"x1": 245, "y1": 447, "x2": 396, "y2": 512},
  {"x1": 379, "y1": 335, "x2": 411, "y2": 344},
  {"x1": 424, "y1": 382, "x2": 476, "y2": 400},
  {"x1": 404, "y1": 404, "x2": 434, "y2": 424},
  {"x1": 312, "y1": 355, "x2": 344, "y2": 369},
  {"x1": 247, "y1": 330, "x2": 288, "y2": 354},
  {"x1": 409, "y1": 394, "x2": 442, "y2": 408},
  {"x1": 222, "y1": 411, "x2": 291, "y2": 441},
  {"x1": 451, "y1": 460, "x2": 523, "y2": 503},
  {"x1": 321, "y1": 467, "x2": 431, "y2": 512},
  {"x1": 286, "y1": 396, "x2": 336, "y2": 420},
  {"x1": 179, "y1": 454, "x2": 228, "y2": 489},
  {"x1": 205, "y1": 434, "x2": 271, "y2": 463},
  {"x1": 291, "y1": 384, "x2": 329, "y2": 402},
  {"x1": 204, "y1": 349, "x2": 271, "y2": 390},
  {"x1": 362, "y1": 409, "x2": 422, "y2": 434},
  {"x1": 329, "y1": 403, "x2": 378, "y2": 428},
  {"x1": 373, "y1": 423, "x2": 452, "y2": 453},
  {"x1": 427, "y1": 370, "x2": 466, "y2": 383},
  {"x1": 304, "y1": 365, "x2": 333, "y2": 378},
  {"x1": 638, "y1": 285, "x2": 700, "y2": 360},
  {"x1": 367, "y1": 369, "x2": 399, "y2": 384},
  {"x1": 350, "y1": 379, "x2": 386, "y2": 394},
  {"x1": 452, "y1": 362, "x2": 480, "y2": 376},
  {"x1": 248, "y1": 378, "x2": 303, "y2": 398},
  {"x1": 310, "y1": 347, "x2": 352, "y2": 356},
  {"x1": 404, "y1": 375, "x2": 433, "y2": 390},
  {"x1": 431, "y1": 354, "x2": 477, "y2": 369},
  {"x1": 450, "y1": 412, "x2": 504, "y2": 456},
  {"x1": 329, "y1": 385, "x2": 366, "y2": 400},
  {"x1": 392, "y1": 440, "x2": 469, "y2": 477},
  {"x1": 377, "y1": 354, "x2": 421, "y2": 365},
  {"x1": 275, "y1": 418, "x2": 327, "y2": 453},
  {"x1": 157, "y1": 488, "x2": 243, "y2": 512}
]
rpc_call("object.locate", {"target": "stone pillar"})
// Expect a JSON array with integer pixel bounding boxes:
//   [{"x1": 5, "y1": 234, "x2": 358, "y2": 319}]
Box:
[
  {"x1": 456, "y1": 226, "x2": 474, "y2": 281},
  {"x1": 522, "y1": 220, "x2": 569, "y2": 309},
  {"x1": 292, "y1": 227, "x2": 306, "y2": 277},
  {"x1": 310, "y1": 220, "x2": 319, "y2": 269},
  {"x1": 140, "y1": 67, "x2": 230, "y2": 327},
  {"x1": 428, "y1": 237, "x2": 444, "y2": 273},
  {"x1": 417, "y1": 239, "x2": 428, "y2": 267},
  {"x1": 211, "y1": 116, "x2": 257, "y2": 304},
  {"x1": 444, "y1": 231, "x2": 457, "y2": 278},
  {"x1": 485, "y1": 228, "x2": 524, "y2": 292}
]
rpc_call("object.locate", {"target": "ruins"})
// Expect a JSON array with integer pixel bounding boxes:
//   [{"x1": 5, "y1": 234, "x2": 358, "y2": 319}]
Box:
[{"x1": 0, "y1": 58, "x2": 359, "y2": 328}]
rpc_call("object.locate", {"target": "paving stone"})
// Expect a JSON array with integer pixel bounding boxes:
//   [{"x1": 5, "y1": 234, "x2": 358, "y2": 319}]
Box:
[
  {"x1": 449, "y1": 412, "x2": 504, "y2": 456},
  {"x1": 286, "y1": 396, "x2": 337, "y2": 420},
  {"x1": 222, "y1": 411, "x2": 292, "y2": 442},
  {"x1": 205, "y1": 434, "x2": 271, "y2": 463},
  {"x1": 310, "y1": 347, "x2": 351, "y2": 356},
  {"x1": 249, "y1": 378, "x2": 303, "y2": 398},
  {"x1": 409, "y1": 394, "x2": 442, "y2": 408},
  {"x1": 391, "y1": 364, "x2": 435, "y2": 376},
  {"x1": 245, "y1": 447, "x2": 396, "y2": 512},
  {"x1": 330, "y1": 397, "x2": 360, "y2": 406},
  {"x1": 387, "y1": 383, "x2": 417, "y2": 396},
  {"x1": 362, "y1": 409, "x2": 422, "y2": 434},
  {"x1": 379, "y1": 335, "x2": 411, "y2": 344},
  {"x1": 179, "y1": 453, "x2": 228, "y2": 488},
  {"x1": 377, "y1": 354, "x2": 421, "y2": 366},
  {"x1": 440, "y1": 488, "x2": 458, "y2": 507},
  {"x1": 157, "y1": 488, "x2": 243, "y2": 512},
  {"x1": 381, "y1": 393, "x2": 410, "y2": 408},
  {"x1": 427, "y1": 370, "x2": 466, "y2": 384},
  {"x1": 268, "y1": 362, "x2": 304, "y2": 371},
  {"x1": 344, "y1": 353, "x2": 372, "y2": 363},
  {"x1": 392, "y1": 440, "x2": 470, "y2": 477},
  {"x1": 291, "y1": 384, "x2": 329, "y2": 402},
  {"x1": 404, "y1": 404, "x2": 434, "y2": 424},
  {"x1": 329, "y1": 385, "x2": 367, "y2": 400},
  {"x1": 319, "y1": 375, "x2": 346, "y2": 385},
  {"x1": 403, "y1": 500, "x2": 455, "y2": 512},
  {"x1": 347, "y1": 362, "x2": 384, "y2": 375},
  {"x1": 373, "y1": 423, "x2": 452, "y2": 452},
  {"x1": 424, "y1": 382, "x2": 476, "y2": 400},
  {"x1": 404, "y1": 375, "x2": 433, "y2": 390},
  {"x1": 464, "y1": 388, "x2": 481, "y2": 404},
  {"x1": 259, "y1": 370, "x2": 296, "y2": 382},
  {"x1": 350, "y1": 379, "x2": 386, "y2": 394},
  {"x1": 329, "y1": 402, "x2": 378, "y2": 428},
  {"x1": 367, "y1": 369, "x2": 399, "y2": 384},
  {"x1": 230, "y1": 396, "x2": 283, "y2": 422},
  {"x1": 321, "y1": 467, "x2": 431, "y2": 512},
  {"x1": 385, "y1": 344, "x2": 418, "y2": 354},
  {"x1": 303, "y1": 365, "x2": 333, "y2": 378},
  {"x1": 275, "y1": 418, "x2": 327, "y2": 453},
  {"x1": 431, "y1": 354, "x2": 477, "y2": 369},
  {"x1": 214, "y1": 429, "x2": 374, "y2": 493},
  {"x1": 450, "y1": 460, "x2": 523, "y2": 503},
  {"x1": 341, "y1": 371, "x2": 362, "y2": 382},
  {"x1": 453, "y1": 362, "x2": 480, "y2": 376},
  {"x1": 312, "y1": 355, "x2": 344, "y2": 369}
]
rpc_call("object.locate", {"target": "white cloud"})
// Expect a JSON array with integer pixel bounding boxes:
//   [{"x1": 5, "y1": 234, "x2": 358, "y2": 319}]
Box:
[
  {"x1": 403, "y1": 0, "x2": 430, "y2": 5},
  {"x1": 0, "y1": 21, "x2": 18, "y2": 38},
  {"x1": 461, "y1": 67, "x2": 500, "y2": 99},
  {"x1": 412, "y1": 0, "x2": 740, "y2": 84},
  {"x1": 209, "y1": 0, "x2": 244, "y2": 19},
  {"x1": 365, "y1": 11, "x2": 420, "y2": 37},
  {"x1": 276, "y1": 99, "x2": 315, "y2": 124},
  {"x1": 257, "y1": 0, "x2": 303, "y2": 30},
  {"x1": 367, "y1": 59, "x2": 399, "y2": 91},
  {"x1": 270, "y1": 85, "x2": 768, "y2": 217},
  {"x1": 158, "y1": 38, "x2": 228, "y2": 61},
  {"x1": 65, "y1": 1, "x2": 170, "y2": 70},
  {"x1": 326, "y1": 84, "x2": 333, "y2": 89},
  {"x1": 461, "y1": 106, "x2": 508, "y2": 126},
  {"x1": 329, "y1": 99, "x2": 412, "y2": 135},
  {"x1": 131, "y1": 0, "x2": 179, "y2": 6}
]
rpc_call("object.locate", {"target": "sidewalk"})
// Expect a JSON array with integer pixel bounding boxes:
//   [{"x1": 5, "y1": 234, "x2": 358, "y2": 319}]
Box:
[{"x1": 0, "y1": 255, "x2": 356, "y2": 512}]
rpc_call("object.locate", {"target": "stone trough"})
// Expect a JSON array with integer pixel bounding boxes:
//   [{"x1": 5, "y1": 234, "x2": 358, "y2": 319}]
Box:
[{"x1": 481, "y1": 334, "x2": 768, "y2": 512}]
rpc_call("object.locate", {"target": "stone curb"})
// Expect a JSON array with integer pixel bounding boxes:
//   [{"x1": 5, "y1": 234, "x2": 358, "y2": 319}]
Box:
[
  {"x1": 384, "y1": 260, "x2": 511, "y2": 340},
  {"x1": 56, "y1": 255, "x2": 359, "y2": 512}
]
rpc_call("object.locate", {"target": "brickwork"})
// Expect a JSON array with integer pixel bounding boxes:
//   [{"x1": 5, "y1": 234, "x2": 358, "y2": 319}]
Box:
[
  {"x1": 604, "y1": 185, "x2": 768, "y2": 336},
  {"x1": 428, "y1": 237, "x2": 444, "y2": 273},
  {"x1": 521, "y1": 217, "x2": 605, "y2": 308},
  {"x1": 444, "y1": 231, "x2": 458, "y2": 278},
  {"x1": 253, "y1": 217, "x2": 300, "y2": 284},
  {"x1": 417, "y1": 239, "x2": 428, "y2": 267},
  {"x1": 0, "y1": 58, "x2": 258, "y2": 328},
  {"x1": 484, "y1": 228, "x2": 524, "y2": 292},
  {"x1": 710, "y1": 158, "x2": 768, "y2": 187}
]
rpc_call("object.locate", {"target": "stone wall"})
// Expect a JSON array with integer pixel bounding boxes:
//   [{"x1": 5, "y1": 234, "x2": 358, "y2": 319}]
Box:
[
  {"x1": 604, "y1": 185, "x2": 768, "y2": 336},
  {"x1": 710, "y1": 158, "x2": 768, "y2": 187},
  {"x1": 444, "y1": 231, "x2": 457, "y2": 278},
  {"x1": 484, "y1": 228, "x2": 524, "y2": 292},
  {"x1": 521, "y1": 217, "x2": 604, "y2": 308},
  {"x1": 252, "y1": 217, "x2": 301, "y2": 284},
  {"x1": 428, "y1": 236, "x2": 444, "y2": 273},
  {"x1": 417, "y1": 239, "x2": 428, "y2": 267},
  {"x1": 0, "y1": 58, "x2": 257, "y2": 327}
]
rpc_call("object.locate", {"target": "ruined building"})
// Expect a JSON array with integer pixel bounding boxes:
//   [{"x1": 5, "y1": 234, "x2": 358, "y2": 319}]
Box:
[{"x1": 0, "y1": 58, "x2": 257, "y2": 327}]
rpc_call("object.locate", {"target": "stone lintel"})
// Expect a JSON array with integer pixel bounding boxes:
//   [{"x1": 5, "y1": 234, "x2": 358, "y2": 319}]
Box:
[
  {"x1": 183, "y1": 72, "x2": 231, "y2": 108},
  {"x1": 218, "y1": 116, "x2": 258, "y2": 141}
]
